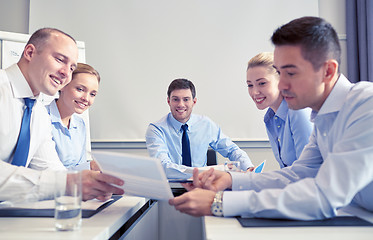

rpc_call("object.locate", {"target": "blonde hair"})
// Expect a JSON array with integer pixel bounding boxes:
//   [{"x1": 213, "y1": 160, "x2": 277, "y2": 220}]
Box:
[
  {"x1": 72, "y1": 63, "x2": 101, "y2": 83},
  {"x1": 247, "y1": 52, "x2": 277, "y2": 75}
]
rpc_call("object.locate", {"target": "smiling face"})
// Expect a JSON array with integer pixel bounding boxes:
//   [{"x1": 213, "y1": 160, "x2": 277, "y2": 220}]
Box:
[
  {"x1": 247, "y1": 66, "x2": 283, "y2": 112},
  {"x1": 274, "y1": 45, "x2": 326, "y2": 111},
  {"x1": 57, "y1": 73, "x2": 99, "y2": 116},
  {"x1": 25, "y1": 32, "x2": 78, "y2": 96},
  {"x1": 167, "y1": 88, "x2": 197, "y2": 123}
]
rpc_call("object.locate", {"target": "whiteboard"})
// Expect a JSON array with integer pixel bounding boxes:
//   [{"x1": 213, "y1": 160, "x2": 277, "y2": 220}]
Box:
[{"x1": 29, "y1": 0, "x2": 319, "y2": 142}]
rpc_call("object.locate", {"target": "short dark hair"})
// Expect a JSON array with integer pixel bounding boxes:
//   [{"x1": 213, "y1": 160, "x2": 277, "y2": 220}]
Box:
[
  {"x1": 26, "y1": 28, "x2": 76, "y2": 52},
  {"x1": 167, "y1": 79, "x2": 196, "y2": 99},
  {"x1": 271, "y1": 16, "x2": 341, "y2": 72}
]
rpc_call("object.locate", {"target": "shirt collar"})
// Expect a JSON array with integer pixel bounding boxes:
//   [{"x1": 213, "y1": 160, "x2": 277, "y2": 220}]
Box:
[
  {"x1": 49, "y1": 99, "x2": 62, "y2": 123},
  {"x1": 49, "y1": 99, "x2": 79, "y2": 129},
  {"x1": 264, "y1": 99, "x2": 288, "y2": 122},
  {"x1": 168, "y1": 113, "x2": 195, "y2": 133},
  {"x1": 311, "y1": 74, "x2": 353, "y2": 121},
  {"x1": 6, "y1": 64, "x2": 35, "y2": 99},
  {"x1": 275, "y1": 99, "x2": 288, "y2": 121}
]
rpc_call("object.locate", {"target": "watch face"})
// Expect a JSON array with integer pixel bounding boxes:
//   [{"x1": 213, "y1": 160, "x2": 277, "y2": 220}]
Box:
[
  {"x1": 211, "y1": 191, "x2": 224, "y2": 217},
  {"x1": 212, "y1": 203, "x2": 223, "y2": 217}
]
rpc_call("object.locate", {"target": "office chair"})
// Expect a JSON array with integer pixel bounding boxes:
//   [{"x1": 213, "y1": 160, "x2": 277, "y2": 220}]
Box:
[{"x1": 207, "y1": 149, "x2": 217, "y2": 166}]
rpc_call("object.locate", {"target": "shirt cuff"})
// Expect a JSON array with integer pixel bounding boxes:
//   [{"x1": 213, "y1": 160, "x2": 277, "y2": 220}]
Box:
[
  {"x1": 38, "y1": 169, "x2": 66, "y2": 200},
  {"x1": 69, "y1": 161, "x2": 90, "y2": 171},
  {"x1": 223, "y1": 190, "x2": 251, "y2": 217},
  {"x1": 240, "y1": 160, "x2": 254, "y2": 170},
  {"x1": 230, "y1": 172, "x2": 253, "y2": 191}
]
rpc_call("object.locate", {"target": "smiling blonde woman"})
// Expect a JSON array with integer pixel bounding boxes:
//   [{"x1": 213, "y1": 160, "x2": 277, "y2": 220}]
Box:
[
  {"x1": 46, "y1": 63, "x2": 100, "y2": 170},
  {"x1": 246, "y1": 52, "x2": 313, "y2": 168}
]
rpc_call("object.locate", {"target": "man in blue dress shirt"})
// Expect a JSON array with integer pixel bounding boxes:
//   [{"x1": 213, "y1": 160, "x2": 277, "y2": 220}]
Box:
[
  {"x1": 146, "y1": 79, "x2": 254, "y2": 179},
  {"x1": 169, "y1": 16, "x2": 373, "y2": 220}
]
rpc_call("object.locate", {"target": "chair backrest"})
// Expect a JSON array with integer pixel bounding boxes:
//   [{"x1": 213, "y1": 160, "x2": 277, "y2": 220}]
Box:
[{"x1": 207, "y1": 149, "x2": 217, "y2": 166}]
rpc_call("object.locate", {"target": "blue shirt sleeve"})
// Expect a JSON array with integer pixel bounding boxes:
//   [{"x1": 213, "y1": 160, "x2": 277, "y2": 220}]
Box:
[
  {"x1": 208, "y1": 120, "x2": 254, "y2": 170},
  {"x1": 145, "y1": 122, "x2": 192, "y2": 179}
]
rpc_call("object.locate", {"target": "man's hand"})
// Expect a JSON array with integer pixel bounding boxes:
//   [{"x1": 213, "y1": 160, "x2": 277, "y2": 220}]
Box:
[
  {"x1": 182, "y1": 168, "x2": 232, "y2": 192},
  {"x1": 181, "y1": 168, "x2": 204, "y2": 191},
  {"x1": 80, "y1": 170, "x2": 124, "y2": 201},
  {"x1": 90, "y1": 160, "x2": 101, "y2": 171},
  {"x1": 169, "y1": 188, "x2": 216, "y2": 217}
]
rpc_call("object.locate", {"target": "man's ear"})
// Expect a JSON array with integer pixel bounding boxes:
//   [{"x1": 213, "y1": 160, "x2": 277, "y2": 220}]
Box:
[
  {"x1": 167, "y1": 97, "x2": 170, "y2": 105},
  {"x1": 323, "y1": 59, "x2": 338, "y2": 84},
  {"x1": 22, "y1": 44, "x2": 36, "y2": 61}
]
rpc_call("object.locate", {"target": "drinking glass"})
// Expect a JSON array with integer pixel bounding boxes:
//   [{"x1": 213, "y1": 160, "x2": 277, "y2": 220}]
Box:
[{"x1": 54, "y1": 170, "x2": 82, "y2": 231}]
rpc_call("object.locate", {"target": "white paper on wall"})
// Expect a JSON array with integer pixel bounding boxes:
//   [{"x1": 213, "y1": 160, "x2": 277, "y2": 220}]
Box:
[{"x1": 1, "y1": 40, "x2": 26, "y2": 69}]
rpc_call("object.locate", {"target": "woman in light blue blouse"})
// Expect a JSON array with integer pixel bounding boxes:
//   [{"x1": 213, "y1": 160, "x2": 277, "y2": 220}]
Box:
[
  {"x1": 246, "y1": 52, "x2": 313, "y2": 167},
  {"x1": 46, "y1": 63, "x2": 100, "y2": 170}
]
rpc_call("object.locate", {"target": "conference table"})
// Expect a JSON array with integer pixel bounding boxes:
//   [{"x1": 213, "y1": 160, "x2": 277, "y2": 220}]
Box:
[
  {"x1": 0, "y1": 195, "x2": 151, "y2": 240},
  {"x1": 205, "y1": 204, "x2": 373, "y2": 240},
  {"x1": 1, "y1": 195, "x2": 373, "y2": 240}
]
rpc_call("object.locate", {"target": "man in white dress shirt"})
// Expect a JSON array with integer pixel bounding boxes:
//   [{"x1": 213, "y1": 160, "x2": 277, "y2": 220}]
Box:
[{"x1": 0, "y1": 28, "x2": 124, "y2": 202}]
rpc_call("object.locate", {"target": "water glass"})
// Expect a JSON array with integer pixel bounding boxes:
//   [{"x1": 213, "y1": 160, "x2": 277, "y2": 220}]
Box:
[
  {"x1": 224, "y1": 160, "x2": 241, "y2": 172},
  {"x1": 54, "y1": 170, "x2": 82, "y2": 231}
]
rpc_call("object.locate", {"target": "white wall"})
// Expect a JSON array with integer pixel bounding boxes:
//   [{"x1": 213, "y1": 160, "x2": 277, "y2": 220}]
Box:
[
  {"x1": 0, "y1": 0, "x2": 347, "y2": 82},
  {"x1": 0, "y1": 0, "x2": 346, "y2": 171},
  {"x1": 28, "y1": 0, "x2": 318, "y2": 142},
  {"x1": 0, "y1": 0, "x2": 29, "y2": 34},
  {"x1": 319, "y1": 0, "x2": 347, "y2": 76}
]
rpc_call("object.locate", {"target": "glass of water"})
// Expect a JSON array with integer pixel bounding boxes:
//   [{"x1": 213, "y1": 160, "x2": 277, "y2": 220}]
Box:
[
  {"x1": 224, "y1": 160, "x2": 241, "y2": 172},
  {"x1": 54, "y1": 170, "x2": 82, "y2": 231}
]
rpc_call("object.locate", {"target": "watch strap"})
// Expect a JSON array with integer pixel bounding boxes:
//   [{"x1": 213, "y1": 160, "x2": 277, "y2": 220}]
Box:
[{"x1": 211, "y1": 191, "x2": 224, "y2": 217}]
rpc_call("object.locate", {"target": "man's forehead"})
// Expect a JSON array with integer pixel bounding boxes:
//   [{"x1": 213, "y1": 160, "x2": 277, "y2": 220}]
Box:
[
  {"x1": 274, "y1": 45, "x2": 302, "y2": 57},
  {"x1": 171, "y1": 95, "x2": 191, "y2": 98},
  {"x1": 273, "y1": 63, "x2": 298, "y2": 70},
  {"x1": 273, "y1": 46, "x2": 302, "y2": 69},
  {"x1": 54, "y1": 35, "x2": 78, "y2": 61},
  {"x1": 171, "y1": 88, "x2": 192, "y2": 95}
]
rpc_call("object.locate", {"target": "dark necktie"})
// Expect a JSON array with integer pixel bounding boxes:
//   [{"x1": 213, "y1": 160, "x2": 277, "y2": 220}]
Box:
[
  {"x1": 12, "y1": 98, "x2": 36, "y2": 167},
  {"x1": 181, "y1": 124, "x2": 191, "y2": 167}
]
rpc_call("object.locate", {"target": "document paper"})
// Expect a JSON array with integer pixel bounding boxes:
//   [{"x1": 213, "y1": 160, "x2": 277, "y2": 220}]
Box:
[{"x1": 93, "y1": 151, "x2": 174, "y2": 201}]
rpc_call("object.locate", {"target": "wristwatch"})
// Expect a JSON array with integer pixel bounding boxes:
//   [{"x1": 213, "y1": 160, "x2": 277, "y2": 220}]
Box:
[{"x1": 211, "y1": 191, "x2": 224, "y2": 217}]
